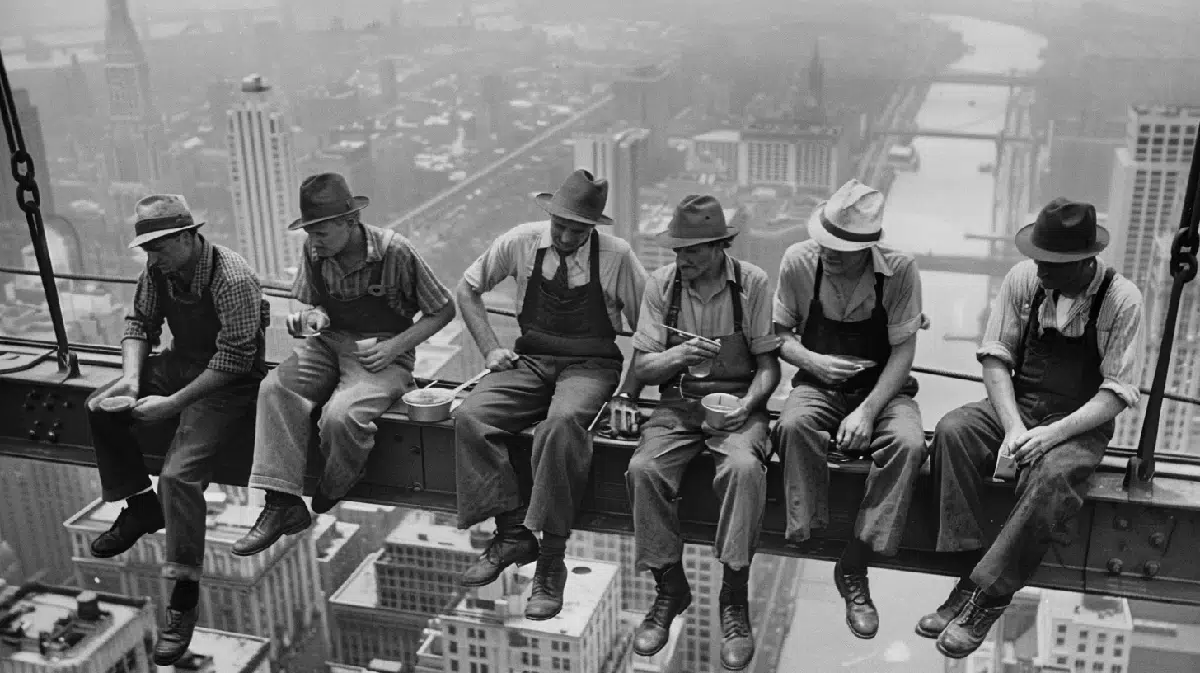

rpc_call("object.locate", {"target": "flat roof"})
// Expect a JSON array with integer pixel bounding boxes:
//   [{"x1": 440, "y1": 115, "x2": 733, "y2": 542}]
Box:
[
  {"x1": 189, "y1": 627, "x2": 271, "y2": 673},
  {"x1": 329, "y1": 552, "x2": 381, "y2": 610},
  {"x1": 0, "y1": 585, "x2": 147, "y2": 666},
  {"x1": 1041, "y1": 589, "x2": 1133, "y2": 631},
  {"x1": 384, "y1": 510, "x2": 477, "y2": 554},
  {"x1": 68, "y1": 496, "x2": 264, "y2": 545}
]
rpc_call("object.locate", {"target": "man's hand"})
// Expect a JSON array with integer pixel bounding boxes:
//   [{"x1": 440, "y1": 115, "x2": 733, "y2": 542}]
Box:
[
  {"x1": 836, "y1": 404, "x2": 876, "y2": 455},
  {"x1": 358, "y1": 336, "x2": 407, "y2": 373},
  {"x1": 998, "y1": 423, "x2": 1028, "y2": 460},
  {"x1": 88, "y1": 376, "x2": 139, "y2": 411},
  {"x1": 1010, "y1": 424, "x2": 1065, "y2": 466},
  {"x1": 805, "y1": 352, "x2": 866, "y2": 386},
  {"x1": 713, "y1": 399, "x2": 750, "y2": 432},
  {"x1": 132, "y1": 395, "x2": 181, "y2": 422},
  {"x1": 485, "y1": 348, "x2": 520, "y2": 372},
  {"x1": 609, "y1": 395, "x2": 641, "y2": 436},
  {"x1": 673, "y1": 337, "x2": 721, "y2": 367},
  {"x1": 287, "y1": 309, "x2": 330, "y2": 337}
]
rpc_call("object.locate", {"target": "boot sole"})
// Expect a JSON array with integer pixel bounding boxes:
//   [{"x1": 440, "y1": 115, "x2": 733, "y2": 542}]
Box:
[
  {"x1": 90, "y1": 526, "x2": 164, "y2": 559},
  {"x1": 524, "y1": 605, "x2": 562, "y2": 621},
  {"x1": 460, "y1": 554, "x2": 539, "y2": 587},
  {"x1": 633, "y1": 595, "x2": 693, "y2": 657},
  {"x1": 914, "y1": 623, "x2": 942, "y2": 639},
  {"x1": 153, "y1": 648, "x2": 190, "y2": 667},
  {"x1": 846, "y1": 615, "x2": 877, "y2": 640},
  {"x1": 935, "y1": 638, "x2": 973, "y2": 659},
  {"x1": 720, "y1": 653, "x2": 754, "y2": 671},
  {"x1": 231, "y1": 519, "x2": 311, "y2": 557}
]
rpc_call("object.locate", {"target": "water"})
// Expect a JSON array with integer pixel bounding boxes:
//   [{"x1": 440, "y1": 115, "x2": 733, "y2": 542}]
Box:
[{"x1": 777, "y1": 16, "x2": 1046, "y2": 672}]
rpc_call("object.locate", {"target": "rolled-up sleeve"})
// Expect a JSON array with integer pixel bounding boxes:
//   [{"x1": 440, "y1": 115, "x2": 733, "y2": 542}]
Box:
[
  {"x1": 123, "y1": 271, "x2": 164, "y2": 346},
  {"x1": 616, "y1": 248, "x2": 649, "y2": 330},
  {"x1": 976, "y1": 264, "x2": 1032, "y2": 368},
  {"x1": 1098, "y1": 285, "x2": 1145, "y2": 408},
  {"x1": 463, "y1": 229, "x2": 519, "y2": 294},
  {"x1": 884, "y1": 257, "x2": 925, "y2": 345},
  {"x1": 292, "y1": 246, "x2": 317, "y2": 305},
  {"x1": 392, "y1": 239, "x2": 452, "y2": 317},
  {"x1": 744, "y1": 270, "x2": 781, "y2": 355},
  {"x1": 772, "y1": 245, "x2": 807, "y2": 331},
  {"x1": 631, "y1": 275, "x2": 669, "y2": 353},
  {"x1": 208, "y1": 271, "x2": 264, "y2": 374}
]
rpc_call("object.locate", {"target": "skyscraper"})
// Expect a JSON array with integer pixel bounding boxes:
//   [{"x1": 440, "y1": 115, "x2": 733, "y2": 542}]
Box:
[
  {"x1": 227, "y1": 74, "x2": 304, "y2": 281},
  {"x1": 0, "y1": 89, "x2": 53, "y2": 229},
  {"x1": 572, "y1": 127, "x2": 650, "y2": 248},
  {"x1": 0, "y1": 459, "x2": 100, "y2": 585},
  {"x1": 104, "y1": 0, "x2": 162, "y2": 187}
]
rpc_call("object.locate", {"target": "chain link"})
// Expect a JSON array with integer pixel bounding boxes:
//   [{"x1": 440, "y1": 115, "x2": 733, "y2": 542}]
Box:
[
  {"x1": 1169, "y1": 227, "x2": 1199, "y2": 284},
  {"x1": 10, "y1": 149, "x2": 41, "y2": 213}
]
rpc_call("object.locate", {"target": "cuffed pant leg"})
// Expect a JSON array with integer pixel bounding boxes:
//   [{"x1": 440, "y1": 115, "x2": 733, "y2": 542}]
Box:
[
  {"x1": 773, "y1": 384, "x2": 848, "y2": 543},
  {"x1": 709, "y1": 411, "x2": 771, "y2": 571},
  {"x1": 930, "y1": 400, "x2": 1005, "y2": 552},
  {"x1": 856, "y1": 395, "x2": 927, "y2": 556},
  {"x1": 626, "y1": 403, "x2": 704, "y2": 573},
  {"x1": 88, "y1": 355, "x2": 177, "y2": 502}
]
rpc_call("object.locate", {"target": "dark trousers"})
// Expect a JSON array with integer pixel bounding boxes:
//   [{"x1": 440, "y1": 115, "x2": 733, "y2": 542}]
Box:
[
  {"x1": 87, "y1": 353, "x2": 259, "y2": 581},
  {"x1": 773, "y1": 383, "x2": 927, "y2": 556},
  {"x1": 930, "y1": 399, "x2": 1108, "y2": 596},
  {"x1": 454, "y1": 355, "x2": 621, "y2": 537}
]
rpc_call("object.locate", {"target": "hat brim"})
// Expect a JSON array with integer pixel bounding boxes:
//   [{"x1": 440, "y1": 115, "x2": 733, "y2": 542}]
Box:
[
  {"x1": 288, "y1": 196, "x2": 370, "y2": 231},
  {"x1": 655, "y1": 229, "x2": 739, "y2": 249},
  {"x1": 534, "y1": 193, "x2": 614, "y2": 227},
  {"x1": 806, "y1": 205, "x2": 879, "y2": 252},
  {"x1": 128, "y1": 221, "x2": 205, "y2": 249},
  {"x1": 1014, "y1": 221, "x2": 1109, "y2": 263}
]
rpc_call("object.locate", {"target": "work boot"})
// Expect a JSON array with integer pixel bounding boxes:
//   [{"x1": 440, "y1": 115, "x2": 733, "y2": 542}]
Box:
[
  {"x1": 936, "y1": 590, "x2": 1010, "y2": 659},
  {"x1": 90, "y1": 491, "x2": 165, "y2": 558},
  {"x1": 834, "y1": 561, "x2": 879, "y2": 639},
  {"x1": 461, "y1": 529, "x2": 539, "y2": 587},
  {"x1": 633, "y1": 563, "x2": 692, "y2": 656},
  {"x1": 231, "y1": 492, "x2": 312, "y2": 557},
  {"x1": 915, "y1": 579, "x2": 975, "y2": 639},
  {"x1": 152, "y1": 606, "x2": 199, "y2": 666},
  {"x1": 525, "y1": 556, "x2": 568, "y2": 620},
  {"x1": 718, "y1": 566, "x2": 754, "y2": 671}
]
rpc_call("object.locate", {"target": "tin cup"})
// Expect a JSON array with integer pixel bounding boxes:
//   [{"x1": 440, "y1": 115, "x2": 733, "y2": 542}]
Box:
[
  {"x1": 355, "y1": 337, "x2": 379, "y2": 352},
  {"x1": 700, "y1": 393, "x2": 740, "y2": 428}
]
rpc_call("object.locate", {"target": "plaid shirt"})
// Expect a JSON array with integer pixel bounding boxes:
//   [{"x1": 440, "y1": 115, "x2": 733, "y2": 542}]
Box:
[
  {"x1": 123, "y1": 237, "x2": 268, "y2": 375},
  {"x1": 293, "y1": 223, "x2": 452, "y2": 318}
]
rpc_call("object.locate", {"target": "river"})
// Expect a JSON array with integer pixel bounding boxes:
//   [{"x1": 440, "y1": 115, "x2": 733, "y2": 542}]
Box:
[{"x1": 775, "y1": 15, "x2": 1047, "y2": 673}]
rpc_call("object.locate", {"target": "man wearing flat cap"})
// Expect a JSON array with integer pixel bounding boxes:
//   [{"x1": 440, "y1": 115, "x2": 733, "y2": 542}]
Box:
[
  {"x1": 454, "y1": 169, "x2": 647, "y2": 620},
  {"x1": 86, "y1": 194, "x2": 269, "y2": 665},
  {"x1": 917, "y1": 198, "x2": 1144, "y2": 659},
  {"x1": 773, "y1": 178, "x2": 928, "y2": 640},
  {"x1": 625, "y1": 194, "x2": 779, "y2": 671},
  {"x1": 235, "y1": 173, "x2": 455, "y2": 554}
]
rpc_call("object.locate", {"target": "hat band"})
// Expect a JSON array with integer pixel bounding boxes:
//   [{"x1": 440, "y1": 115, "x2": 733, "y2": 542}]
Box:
[
  {"x1": 550, "y1": 195, "x2": 603, "y2": 224},
  {"x1": 1032, "y1": 229, "x2": 1095, "y2": 253},
  {"x1": 821, "y1": 212, "x2": 882, "y2": 243},
  {"x1": 302, "y1": 198, "x2": 357, "y2": 221},
  {"x1": 134, "y1": 214, "x2": 194, "y2": 237}
]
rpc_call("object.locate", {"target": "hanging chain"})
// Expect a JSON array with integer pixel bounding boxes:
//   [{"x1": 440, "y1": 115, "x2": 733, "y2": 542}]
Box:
[{"x1": 0, "y1": 49, "x2": 79, "y2": 377}]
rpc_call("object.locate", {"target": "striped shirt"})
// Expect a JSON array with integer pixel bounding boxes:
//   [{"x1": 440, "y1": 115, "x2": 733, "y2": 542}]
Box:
[
  {"x1": 293, "y1": 223, "x2": 452, "y2": 319},
  {"x1": 124, "y1": 237, "x2": 269, "y2": 375},
  {"x1": 977, "y1": 258, "x2": 1145, "y2": 407},
  {"x1": 633, "y1": 256, "x2": 780, "y2": 356},
  {"x1": 462, "y1": 220, "x2": 648, "y2": 332}
]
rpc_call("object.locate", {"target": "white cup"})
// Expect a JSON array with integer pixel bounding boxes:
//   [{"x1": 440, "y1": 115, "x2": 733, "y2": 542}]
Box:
[{"x1": 356, "y1": 337, "x2": 379, "y2": 352}]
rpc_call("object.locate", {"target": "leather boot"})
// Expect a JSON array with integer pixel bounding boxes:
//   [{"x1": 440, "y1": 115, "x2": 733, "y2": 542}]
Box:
[
  {"x1": 915, "y1": 580, "x2": 975, "y2": 639},
  {"x1": 525, "y1": 556, "x2": 569, "y2": 620},
  {"x1": 633, "y1": 563, "x2": 692, "y2": 656},
  {"x1": 153, "y1": 606, "x2": 199, "y2": 665},
  {"x1": 834, "y1": 561, "x2": 879, "y2": 639},
  {"x1": 90, "y1": 491, "x2": 164, "y2": 558},
  {"x1": 461, "y1": 529, "x2": 540, "y2": 587},
  {"x1": 937, "y1": 590, "x2": 1009, "y2": 659},
  {"x1": 231, "y1": 493, "x2": 312, "y2": 557},
  {"x1": 310, "y1": 490, "x2": 342, "y2": 515},
  {"x1": 719, "y1": 566, "x2": 754, "y2": 671}
]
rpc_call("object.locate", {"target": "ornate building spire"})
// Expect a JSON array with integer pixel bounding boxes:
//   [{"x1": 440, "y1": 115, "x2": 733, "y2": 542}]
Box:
[{"x1": 104, "y1": 0, "x2": 161, "y2": 186}]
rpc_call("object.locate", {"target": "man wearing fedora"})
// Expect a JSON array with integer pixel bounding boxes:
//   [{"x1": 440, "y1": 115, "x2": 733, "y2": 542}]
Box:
[
  {"x1": 234, "y1": 173, "x2": 455, "y2": 555},
  {"x1": 772, "y1": 178, "x2": 928, "y2": 640},
  {"x1": 85, "y1": 194, "x2": 269, "y2": 665},
  {"x1": 918, "y1": 197, "x2": 1144, "y2": 658},
  {"x1": 625, "y1": 195, "x2": 779, "y2": 671},
  {"x1": 454, "y1": 169, "x2": 647, "y2": 619}
]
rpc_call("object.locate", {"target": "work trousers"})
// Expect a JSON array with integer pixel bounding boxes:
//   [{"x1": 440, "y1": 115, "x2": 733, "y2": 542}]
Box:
[
  {"x1": 87, "y1": 352, "x2": 259, "y2": 581},
  {"x1": 454, "y1": 355, "x2": 621, "y2": 537},
  {"x1": 248, "y1": 332, "x2": 414, "y2": 500},
  {"x1": 626, "y1": 399, "x2": 771, "y2": 572},
  {"x1": 773, "y1": 383, "x2": 927, "y2": 556},
  {"x1": 930, "y1": 399, "x2": 1108, "y2": 596}
]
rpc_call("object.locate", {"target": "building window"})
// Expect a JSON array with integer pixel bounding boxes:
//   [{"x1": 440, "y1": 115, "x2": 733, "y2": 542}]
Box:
[
  {"x1": 1079, "y1": 630, "x2": 1089, "y2": 639},
  {"x1": 1115, "y1": 636, "x2": 1124, "y2": 645},
  {"x1": 1058, "y1": 624, "x2": 1067, "y2": 634},
  {"x1": 1111, "y1": 666, "x2": 1122, "y2": 673},
  {"x1": 1093, "y1": 664, "x2": 1104, "y2": 672},
  {"x1": 1077, "y1": 644, "x2": 1086, "y2": 653},
  {"x1": 1114, "y1": 648, "x2": 1123, "y2": 657},
  {"x1": 1057, "y1": 657, "x2": 1068, "y2": 665},
  {"x1": 1056, "y1": 637, "x2": 1065, "y2": 647},
  {"x1": 1096, "y1": 647, "x2": 1104, "y2": 655},
  {"x1": 450, "y1": 662, "x2": 458, "y2": 672}
]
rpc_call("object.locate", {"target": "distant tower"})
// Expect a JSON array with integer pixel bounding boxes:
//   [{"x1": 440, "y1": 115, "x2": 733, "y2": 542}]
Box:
[
  {"x1": 104, "y1": 0, "x2": 162, "y2": 185},
  {"x1": 808, "y1": 42, "x2": 825, "y2": 115},
  {"x1": 227, "y1": 74, "x2": 303, "y2": 281}
]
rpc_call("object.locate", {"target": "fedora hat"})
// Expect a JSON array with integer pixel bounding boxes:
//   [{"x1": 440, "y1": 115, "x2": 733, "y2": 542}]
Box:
[
  {"x1": 127, "y1": 194, "x2": 205, "y2": 249},
  {"x1": 1015, "y1": 197, "x2": 1108, "y2": 263},
  {"x1": 534, "y1": 169, "x2": 614, "y2": 227},
  {"x1": 656, "y1": 194, "x2": 738, "y2": 248},
  {"x1": 807, "y1": 179, "x2": 885, "y2": 252},
  {"x1": 289, "y1": 173, "x2": 370, "y2": 230}
]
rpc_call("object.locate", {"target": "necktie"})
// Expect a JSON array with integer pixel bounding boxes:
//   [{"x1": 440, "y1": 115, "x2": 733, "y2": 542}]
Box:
[{"x1": 553, "y1": 250, "x2": 570, "y2": 286}]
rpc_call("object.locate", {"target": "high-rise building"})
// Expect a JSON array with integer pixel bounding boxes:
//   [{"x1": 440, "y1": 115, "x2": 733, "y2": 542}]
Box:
[
  {"x1": 0, "y1": 584, "x2": 154, "y2": 673},
  {"x1": 1103, "y1": 104, "x2": 1199, "y2": 286},
  {"x1": 64, "y1": 487, "x2": 325, "y2": 667},
  {"x1": 572, "y1": 127, "x2": 650, "y2": 248},
  {"x1": 0, "y1": 89, "x2": 53, "y2": 233},
  {"x1": 1127, "y1": 599, "x2": 1200, "y2": 673},
  {"x1": 0, "y1": 459, "x2": 100, "y2": 585},
  {"x1": 227, "y1": 74, "x2": 304, "y2": 281},
  {"x1": 176, "y1": 627, "x2": 272, "y2": 673},
  {"x1": 379, "y1": 58, "x2": 398, "y2": 104},
  {"x1": 688, "y1": 123, "x2": 845, "y2": 194},
  {"x1": 1035, "y1": 590, "x2": 1133, "y2": 673},
  {"x1": 103, "y1": 0, "x2": 162, "y2": 187}
]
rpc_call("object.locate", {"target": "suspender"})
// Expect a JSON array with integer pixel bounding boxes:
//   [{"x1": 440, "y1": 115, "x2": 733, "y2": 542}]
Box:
[
  {"x1": 665, "y1": 256, "x2": 744, "y2": 333},
  {"x1": 1014, "y1": 266, "x2": 1116, "y2": 373}
]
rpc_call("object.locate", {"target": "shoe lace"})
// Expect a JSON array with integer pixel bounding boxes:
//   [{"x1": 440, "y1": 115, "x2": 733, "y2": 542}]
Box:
[
  {"x1": 165, "y1": 609, "x2": 186, "y2": 631},
  {"x1": 645, "y1": 594, "x2": 680, "y2": 628},
  {"x1": 842, "y1": 571, "x2": 872, "y2": 606},
  {"x1": 958, "y1": 597, "x2": 1004, "y2": 635},
  {"x1": 530, "y1": 560, "x2": 563, "y2": 599},
  {"x1": 721, "y1": 604, "x2": 751, "y2": 639},
  {"x1": 938, "y1": 585, "x2": 973, "y2": 613},
  {"x1": 482, "y1": 533, "x2": 508, "y2": 565}
]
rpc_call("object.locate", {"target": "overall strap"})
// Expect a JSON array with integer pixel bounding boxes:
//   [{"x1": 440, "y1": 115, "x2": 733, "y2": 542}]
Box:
[
  {"x1": 587, "y1": 230, "x2": 601, "y2": 282},
  {"x1": 1014, "y1": 285, "x2": 1047, "y2": 375},
  {"x1": 666, "y1": 266, "x2": 684, "y2": 329},
  {"x1": 1086, "y1": 267, "x2": 1117, "y2": 329},
  {"x1": 729, "y1": 257, "x2": 744, "y2": 333}
]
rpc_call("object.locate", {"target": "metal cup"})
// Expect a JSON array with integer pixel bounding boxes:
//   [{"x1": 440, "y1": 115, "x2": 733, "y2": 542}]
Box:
[{"x1": 688, "y1": 356, "x2": 715, "y2": 379}]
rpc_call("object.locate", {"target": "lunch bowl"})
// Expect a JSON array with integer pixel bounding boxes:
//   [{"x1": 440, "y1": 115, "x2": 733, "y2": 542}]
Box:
[
  {"x1": 98, "y1": 396, "x2": 137, "y2": 413},
  {"x1": 700, "y1": 393, "x2": 741, "y2": 428},
  {"x1": 401, "y1": 388, "x2": 456, "y2": 423}
]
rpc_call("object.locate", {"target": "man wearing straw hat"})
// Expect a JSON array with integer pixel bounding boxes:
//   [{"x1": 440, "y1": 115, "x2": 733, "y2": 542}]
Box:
[
  {"x1": 918, "y1": 198, "x2": 1144, "y2": 659},
  {"x1": 454, "y1": 169, "x2": 647, "y2": 620},
  {"x1": 773, "y1": 178, "x2": 928, "y2": 640},
  {"x1": 624, "y1": 194, "x2": 780, "y2": 671},
  {"x1": 85, "y1": 194, "x2": 269, "y2": 665},
  {"x1": 234, "y1": 173, "x2": 455, "y2": 555}
]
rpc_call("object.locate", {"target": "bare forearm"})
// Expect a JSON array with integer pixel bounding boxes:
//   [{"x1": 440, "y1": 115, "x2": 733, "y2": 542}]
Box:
[
  {"x1": 982, "y1": 356, "x2": 1024, "y2": 431},
  {"x1": 172, "y1": 369, "x2": 240, "y2": 408},
  {"x1": 457, "y1": 281, "x2": 501, "y2": 355},
  {"x1": 742, "y1": 355, "x2": 781, "y2": 410},
  {"x1": 390, "y1": 302, "x2": 457, "y2": 354},
  {"x1": 776, "y1": 328, "x2": 814, "y2": 375},
  {"x1": 859, "y1": 337, "x2": 914, "y2": 416},
  {"x1": 120, "y1": 339, "x2": 150, "y2": 381},
  {"x1": 1051, "y1": 390, "x2": 1126, "y2": 440},
  {"x1": 616, "y1": 364, "x2": 645, "y2": 398},
  {"x1": 633, "y1": 349, "x2": 686, "y2": 386}
]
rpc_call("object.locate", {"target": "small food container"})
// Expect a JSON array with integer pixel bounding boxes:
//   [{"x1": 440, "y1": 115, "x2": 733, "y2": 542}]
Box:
[
  {"x1": 700, "y1": 393, "x2": 741, "y2": 428},
  {"x1": 98, "y1": 396, "x2": 136, "y2": 413},
  {"x1": 401, "y1": 388, "x2": 455, "y2": 423},
  {"x1": 993, "y1": 450, "x2": 1018, "y2": 481},
  {"x1": 355, "y1": 337, "x2": 379, "y2": 351}
]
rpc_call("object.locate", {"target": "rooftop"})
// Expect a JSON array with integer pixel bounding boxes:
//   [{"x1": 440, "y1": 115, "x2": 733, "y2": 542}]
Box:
[
  {"x1": 328, "y1": 551, "x2": 381, "y2": 610},
  {"x1": 313, "y1": 514, "x2": 360, "y2": 562},
  {"x1": 0, "y1": 584, "x2": 148, "y2": 667},
  {"x1": 1041, "y1": 589, "x2": 1133, "y2": 631},
  {"x1": 65, "y1": 488, "x2": 264, "y2": 545},
  {"x1": 384, "y1": 509, "x2": 478, "y2": 553},
  {"x1": 186, "y1": 627, "x2": 271, "y2": 673}
]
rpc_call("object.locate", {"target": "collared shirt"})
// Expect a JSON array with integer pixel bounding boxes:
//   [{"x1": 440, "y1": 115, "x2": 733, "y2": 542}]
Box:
[
  {"x1": 123, "y1": 237, "x2": 267, "y2": 375},
  {"x1": 977, "y1": 258, "x2": 1145, "y2": 407},
  {"x1": 633, "y1": 256, "x2": 780, "y2": 355},
  {"x1": 462, "y1": 220, "x2": 648, "y2": 331},
  {"x1": 293, "y1": 223, "x2": 452, "y2": 319},
  {"x1": 773, "y1": 239, "x2": 926, "y2": 345}
]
